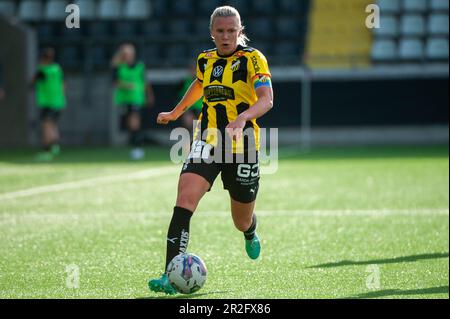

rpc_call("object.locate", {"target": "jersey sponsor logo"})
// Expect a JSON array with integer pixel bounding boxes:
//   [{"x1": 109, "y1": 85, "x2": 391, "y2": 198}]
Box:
[
  {"x1": 237, "y1": 163, "x2": 260, "y2": 178},
  {"x1": 210, "y1": 59, "x2": 227, "y2": 83},
  {"x1": 204, "y1": 85, "x2": 235, "y2": 102},
  {"x1": 213, "y1": 65, "x2": 224, "y2": 77},
  {"x1": 251, "y1": 55, "x2": 261, "y2": 74}
]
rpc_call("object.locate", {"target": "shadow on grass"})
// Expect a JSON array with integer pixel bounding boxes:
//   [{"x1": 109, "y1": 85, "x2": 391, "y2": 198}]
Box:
[
  {"x1": 307, "y1": 252, "x2": 449, "y2": 269},
  {"x1": 346, "y1": 286, "x2": 449, "y2": 299},
  {"x1": 137, "y1": 290, "x2": 231, "y2": 300}
]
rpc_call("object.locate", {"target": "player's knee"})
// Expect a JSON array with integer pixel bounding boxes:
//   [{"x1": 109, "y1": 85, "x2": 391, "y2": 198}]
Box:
[
  {"x1": 233, "y1": 219, "x2": 252, "y2": 232},
  {"x1": 176, "y1": 192, "x2": 199, "y2": 212}
]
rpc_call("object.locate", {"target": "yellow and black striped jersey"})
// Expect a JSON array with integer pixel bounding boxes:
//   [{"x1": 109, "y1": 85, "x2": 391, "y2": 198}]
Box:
[{"x1": 194, "y1": 45, "x2": 272, "y2": 153}]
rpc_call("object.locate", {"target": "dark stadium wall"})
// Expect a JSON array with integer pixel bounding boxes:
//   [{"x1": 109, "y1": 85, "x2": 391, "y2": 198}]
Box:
[
  {"x1": 0, "y1": 17, "x2": 36, "y2": 147},
  {"x1": 53, "y1": 73, "x2": 448, "y2": 146},
  {"x1": 143, "y1": 78, "x2": 449, "y2": 130},
  {"x1": 307, "y1": 78, "x2": 449, "y2": 127}
]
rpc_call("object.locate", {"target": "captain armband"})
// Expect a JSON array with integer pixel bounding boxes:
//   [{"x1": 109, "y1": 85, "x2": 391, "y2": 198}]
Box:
[{"x1": 253, "y1": 74, "x2": 272, "y2": 90}]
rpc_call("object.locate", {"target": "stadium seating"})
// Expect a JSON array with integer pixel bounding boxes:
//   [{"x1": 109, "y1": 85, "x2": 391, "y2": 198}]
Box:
[
  {"x1": 151, "y1": 0, "x2": 167, "y2": 17},
  {"x1": 16, "y1": 0, "x2": 446, "y2": 69},
  {"x1": 193, "y1": 18, "x2": 211, "y2": 40},
  {"x1": 140, "y1": 44, "x2": 160, "y2": 65},
  {"x1": 0, "y1": 1, "x2": 16, "y2": 17},
  {"x1": 248, "y1": 18, "x2": 273, "y2": 38},
  {"x1": 398, "y1": 38, "x2": 424, "y2": 60},
  {"x1": 113, "y1": 21, "x2": 138, "y2": 37},
  {"x1": 251, "y1": 0, "x2": 275, "y2": 15},
  {"x1": 18, "y1": 0, "x2": 43, "y2": 21},
  {"x1": 372, "y1": 39, "x2": 397, "y2": 61},
  {"x1": 275, "y1": 17, "x2": 298, "y2": 38},
  {"x1": 225, "y1": 0, "x2": 250, "y2": 15},
  {"x1": 44, "y1": 0, "x2": 68, "y2": 21},
  {"x1": 371, "y1": 0, "x2": 449, "y2": 64},
  {"x1": 198, "y1": 0, "x2": 221, "y2": 16},
  {"x1": 85, "y1": 21, "x2": 112, "y2": 38},
  {"x1": 278, "y1": 0, "x2": 303, "y2": 14},
  {"x1": 377, "y1": 0, "x2": 401, "y2": 14},
  {"x1": 171, "y1": 0, "x2": 195, "y2": 16},
  {"x1": 430, "y1": 0, "x2": 450, "y2": 11},
  {"x1": 59, "y1": 45, "x2": 82, "y2": 68},
  {"x1": 8, "y1": 0, "x2": 313, "y2": 68},
  {"x1": 98, "y1": 0, "x2": 122, "y2": 19},
  {"x1": 37, "y1": 22, "x2": 58, "y2": 39},
  {"x1": 168, "y1": 18, "x2": 191, "y2": 36},
  {"x1": 306, "y1": 0, "x2": 373, "y2": 68},
  {"x1": 140, "y1": 20, "x2": 163, "y2": 36},
  {"x1": 426, "y1": 37, "x2": 449, "y2": 60},
  {"x1": 123, "y1": 0, "x2": 151, "y2": 19},
  {"x1": 402, "y1": 0, "x2": 428, "y2": 13},
  {"x1": 428, "y1": 14, "x2": 450, "y2": 36},
  {"x1": 73, "y1": 0, "x2": 97, "y2": 20},
  {"x1": 374, "y1": 15, "x2": 399, "y2": 37},
  {"x1": 400, "y1": 14, "x2": 426, "y2": 37}
]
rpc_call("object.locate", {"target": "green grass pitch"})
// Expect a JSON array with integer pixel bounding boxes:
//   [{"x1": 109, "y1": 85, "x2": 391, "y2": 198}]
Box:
[{"x1": 0, "y1": 146, "x2": 448, "y2": 299}]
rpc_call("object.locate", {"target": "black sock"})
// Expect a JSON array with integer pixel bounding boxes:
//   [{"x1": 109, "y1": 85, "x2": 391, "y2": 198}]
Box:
[
  {"x1": 244, "y1": 214, "x2": 257, "y2": 240},
  {"x1": 130, "y1": 131, "x2": 137, "y2": 147},
  {"x1": 130, "y1": 130, "x2": 143, "y2": 147},
  {"x1": 165, "y1": 206, "x2": 193, "y2": 272}
]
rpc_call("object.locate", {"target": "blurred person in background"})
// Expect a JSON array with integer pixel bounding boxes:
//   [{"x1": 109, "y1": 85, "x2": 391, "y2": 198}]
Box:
[
  {"x1": 32, "y1": 47, "x2": 66, "y2": 161},
  {"x1": 112, "y1": 43, "x2": 155, "y2": 161}
]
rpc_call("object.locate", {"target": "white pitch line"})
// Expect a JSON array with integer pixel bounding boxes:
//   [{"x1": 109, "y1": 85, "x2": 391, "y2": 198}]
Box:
[{"x1": 0, "y1": 166, "x2": 178, "y2": 201}]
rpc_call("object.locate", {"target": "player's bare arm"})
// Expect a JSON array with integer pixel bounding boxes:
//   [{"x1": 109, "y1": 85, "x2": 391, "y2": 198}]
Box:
[{"x1": 157, "y1": 79, "x2": 203, "y2": 124}]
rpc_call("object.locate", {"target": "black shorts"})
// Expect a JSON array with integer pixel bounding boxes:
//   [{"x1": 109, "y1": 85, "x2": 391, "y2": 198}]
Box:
[
  {"x1": 120, "y1": 105, "x2": 142, "y2": 130},
  {"x1": 40, "y1": 108, "x2": 61, "y2": 121},
  {"x1": 122, "y1": 104, "x2": 142, "y2": 115},
  {"x1": 180, "y1": 144, "x2": 260, "y2": 204}
]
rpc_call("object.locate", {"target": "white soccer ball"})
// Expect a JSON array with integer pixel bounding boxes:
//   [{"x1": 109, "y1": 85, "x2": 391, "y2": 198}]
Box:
[{"x1": 166, "y1": 253, "x2": 207, "y2": 294}]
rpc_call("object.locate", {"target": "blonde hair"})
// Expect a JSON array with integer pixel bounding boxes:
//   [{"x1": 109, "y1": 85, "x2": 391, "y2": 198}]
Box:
[
  {"x1": 111, "y1": 43, "x2": 135, "y2": 67},
  {"x1": 210, "y1": 6, "x2": 249, "y2": 46}
]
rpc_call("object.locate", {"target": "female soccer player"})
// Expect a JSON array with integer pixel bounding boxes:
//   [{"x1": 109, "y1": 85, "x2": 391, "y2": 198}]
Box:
[
  {"x1": 112, "y1": 43, "x2": 155, "y2": 160},
  {"x1": 33, "y1": 47, "x2": 66, "y2": 161},
  {"x1": 149, "y1": 6, "x2": 274, "y2": 294}
]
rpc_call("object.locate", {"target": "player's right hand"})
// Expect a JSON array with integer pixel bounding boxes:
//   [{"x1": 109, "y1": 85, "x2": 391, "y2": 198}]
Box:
[{"x1": 157, "y1": 112, "x2": 176, "y2": 125}]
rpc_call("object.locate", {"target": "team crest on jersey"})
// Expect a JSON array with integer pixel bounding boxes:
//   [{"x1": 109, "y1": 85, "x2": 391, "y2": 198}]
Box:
[
  {"x1": 230, "y1": 60, "x2": 241, "y2": 72},
  {"x1": 212, "y1": 65, "x2": 224, "y2": 77}
]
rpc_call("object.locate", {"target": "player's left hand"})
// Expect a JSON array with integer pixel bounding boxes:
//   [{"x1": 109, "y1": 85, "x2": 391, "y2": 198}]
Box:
[{"x1": 226, "y1": 116, "x2": 246, "y2": 141}]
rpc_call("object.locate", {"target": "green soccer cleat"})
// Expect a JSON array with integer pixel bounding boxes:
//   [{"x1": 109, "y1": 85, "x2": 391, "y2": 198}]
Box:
[
  {"x1": 148, "y1": 273, "x2": 177, "y2": 295},
  {"x1": 245, "y1": 233, "x2": 261, "y2": 260}
]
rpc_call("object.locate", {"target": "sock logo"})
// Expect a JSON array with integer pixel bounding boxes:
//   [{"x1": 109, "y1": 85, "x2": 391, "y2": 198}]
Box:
[
  {"x1": 179, "y1": 230, "x2": 189, "y2": 253},
  {"x1": 167, "y1": 237, "x2": 178, "y2": 244}
]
